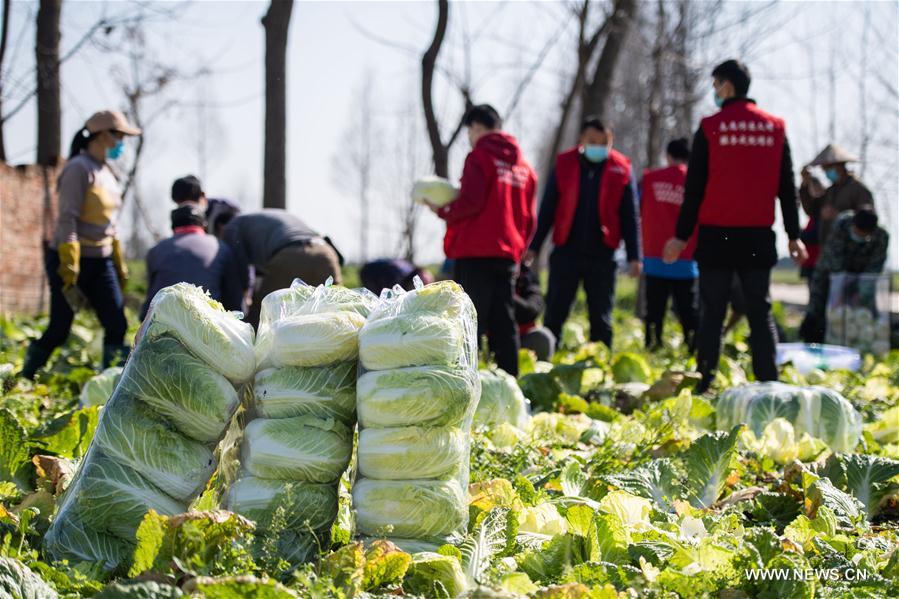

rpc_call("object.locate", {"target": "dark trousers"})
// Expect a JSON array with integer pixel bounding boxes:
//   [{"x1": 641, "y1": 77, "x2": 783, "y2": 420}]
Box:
[
  {"x1": 696, "y1": 266, "x2": 778, "y2": 389},
  {"x1": 544, "y1": 247, "x2": 616, "y2": 347},
  {"x1": 36, "y1": 247, "x2": 128, "y2": 354},
  {"x1": 644, "y1": 275, "x2": 698, "y2": 350},
  {"x1": 454, "y1": 258, "x2": 519, "y2": 376}
]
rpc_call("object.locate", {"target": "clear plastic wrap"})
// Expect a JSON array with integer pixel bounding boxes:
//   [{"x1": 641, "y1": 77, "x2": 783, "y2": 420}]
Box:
[
  {"x1": 226, "y1": 280, "x2": 375, "y2": 563},
  {"x1": 825, "y1": 272, "x2": 890, "y2": 356},
  {"x1": 44, "y1": 284, "x2": 254, "y2": 569},
  {"x1": 353, "y1": 280, "x2": 481, "y2": 546}
]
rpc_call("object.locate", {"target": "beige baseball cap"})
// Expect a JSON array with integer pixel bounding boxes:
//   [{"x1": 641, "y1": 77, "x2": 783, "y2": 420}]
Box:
[{"x1": 84, "y1": 110, "x2": 142, "y2": 136}]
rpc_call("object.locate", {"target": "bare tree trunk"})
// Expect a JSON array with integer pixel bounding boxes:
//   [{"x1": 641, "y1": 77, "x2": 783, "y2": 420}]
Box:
[
  {"x1": 645, "y1": 0, "x2": 666, "y2": 168},
  {"x1": 545, "y1": 1, "x2": 611, "y2": 170},
  {"x1": 581, "y1": 0, "x2": 637, "y2": 121},
  {"x1": 359, "y1": 81, "x2": 372, "y2": 263},
  {"x1": 422, "y1": 0, "x2": 450, "y2": 177},
  {"x1": 0, "y1": 0, "x2": 11, "y2": 161},
  {"x1": 672, "y1": 0, "x2": 695, "y2": 131},
  {"x1": 262, "y1": 0, "x2": 294, "y2": 209},
  {"x1": 36, "y1": 0, "x2": 61, "y2": 166},
  {"x1": 857, "y1": 3, "x2": 870, "y2": 178}
]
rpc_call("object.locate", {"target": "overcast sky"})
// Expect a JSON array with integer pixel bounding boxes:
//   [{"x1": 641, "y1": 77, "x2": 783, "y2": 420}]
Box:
[{"x1": 4, "y1": 0, "x2": 897, "y2": 267}]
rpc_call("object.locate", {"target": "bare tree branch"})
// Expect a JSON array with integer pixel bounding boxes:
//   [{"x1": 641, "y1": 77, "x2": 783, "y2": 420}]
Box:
[
  {"x1": 421, "y1": 0, "x2": 450, "y2": 177},
  {"x1": 0, "y1": 0, "x2": 11, "y2": 160},
  {"x1": 504, "y1": 17, "x2": 567, "y2": 120}
]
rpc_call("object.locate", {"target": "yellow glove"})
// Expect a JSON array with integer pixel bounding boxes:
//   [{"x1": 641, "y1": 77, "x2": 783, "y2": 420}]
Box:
[
  {"x1": 112, "y1": 238, "x2": 128, "y2": 287},
  {"x1": 57, "y1": 242, "x2": 80, "y2": 289}
]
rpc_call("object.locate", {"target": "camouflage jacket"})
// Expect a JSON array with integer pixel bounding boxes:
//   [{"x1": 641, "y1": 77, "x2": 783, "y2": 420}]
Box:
[
  {"x1": 799, "y1": 174, "x2": 874, "y2": 244},
  {"x1": 808, "y1": 211, "x2": 889, "y2": 317}
]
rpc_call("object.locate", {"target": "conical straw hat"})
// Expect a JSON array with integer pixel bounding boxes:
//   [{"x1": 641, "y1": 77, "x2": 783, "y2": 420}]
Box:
[{"x1": 809, "y1": 143, "x2": 859, "y2": 166}]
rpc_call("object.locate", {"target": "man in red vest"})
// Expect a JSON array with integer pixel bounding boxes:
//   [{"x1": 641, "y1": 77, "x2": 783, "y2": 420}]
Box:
[
  {"x1": 524, "y1": 117, "x2": 641, "y2": 348},
  {"x1": 663, "y1": 59, "x2": 807, "y2": 393},
  {"x1": 431, "y1": 104, "x2": 537, "y2": 376},
  {"x1": 640, "y1": 138, "x2": 698, "y2": 351}
]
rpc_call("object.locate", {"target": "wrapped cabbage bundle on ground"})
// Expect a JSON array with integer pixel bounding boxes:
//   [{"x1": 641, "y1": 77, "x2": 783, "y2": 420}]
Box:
[
  {"x1": 227, "y1": 281, "x2": 373, "y2": 563},
  {"x1": 475, "y1": 368, "x2": 531, "y2": 429},
  {"x1": 354, "y1": 280, "x2": 480, "y2": 546},
  {"x1": 44, "y1": 284, "x2": 254, "y2": 570},
  {"x1": 825, "y1": 273, "x2": 891, "y2": 356},
  {"x1": 715, "y1": 381, "x2": 862, "y2": 453}
]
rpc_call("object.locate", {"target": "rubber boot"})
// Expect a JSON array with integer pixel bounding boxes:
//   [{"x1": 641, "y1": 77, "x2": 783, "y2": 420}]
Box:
[
  {"x1": 102, "y1": 344, "x2": 131, "y2": 369},
  {"x1": 20, "y1": 343, "x2": 53, "y2": 380}
]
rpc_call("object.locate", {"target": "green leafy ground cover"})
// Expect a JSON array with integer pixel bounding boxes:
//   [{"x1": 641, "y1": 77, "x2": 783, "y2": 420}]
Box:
[{"x1": 0, "y1": 274, "x2": 896, "y2": 598}]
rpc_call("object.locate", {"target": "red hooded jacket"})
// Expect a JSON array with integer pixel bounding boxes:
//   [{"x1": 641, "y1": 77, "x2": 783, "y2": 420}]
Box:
[{"x1": 439, "y1": 131, "x2": 537, "y2": 262}]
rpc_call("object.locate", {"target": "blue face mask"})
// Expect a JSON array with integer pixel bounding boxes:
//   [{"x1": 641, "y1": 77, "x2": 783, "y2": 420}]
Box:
[
  {"x1": 713, "y1": 90, "x2": 724, "y2": 108},
  {"x1": 106, "y1": 140, "x2": 125, "y2": 161},
  {"x1": 825, "y1": 168, "x2": 840, "y2": 184},
  {"x1": 583, "y1": 144, "x2": 609, "y2": 163}
]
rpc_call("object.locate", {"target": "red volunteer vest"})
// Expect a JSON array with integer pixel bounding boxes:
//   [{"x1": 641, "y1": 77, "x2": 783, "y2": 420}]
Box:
[
  {"x1": 552, "y1": 147, "x2": 631, "y2": 249},
  {"x1": 699, "y1": 100, "x2": 786, "y2": 227},
  {"x1": 640, "y1": 164, "x2": 696, "y2": 260}
]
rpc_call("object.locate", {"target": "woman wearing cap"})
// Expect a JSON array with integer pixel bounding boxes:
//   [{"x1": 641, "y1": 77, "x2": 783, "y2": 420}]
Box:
[{"x1": 21, "y1": 110, "x2": 141, "y2": 379}]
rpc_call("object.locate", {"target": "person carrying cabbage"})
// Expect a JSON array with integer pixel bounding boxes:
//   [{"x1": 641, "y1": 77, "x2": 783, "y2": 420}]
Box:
[
  {"x1": 424, "y1": 104, "x2": 538, "y2": 376},
  {"x1": 21, "y1": 111, "x2": 141, "y2": 380},
  {"x1": 799, "y1": 207, "x2": 889, "y2": 344},
  {"x1": 217, "y1": 209, "x2": 343, "y2": 327}
]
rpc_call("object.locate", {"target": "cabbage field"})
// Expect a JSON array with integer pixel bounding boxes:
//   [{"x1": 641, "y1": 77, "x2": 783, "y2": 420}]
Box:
[{"x1": 0, "y1": 276, "x2": 897, "y2": 599}]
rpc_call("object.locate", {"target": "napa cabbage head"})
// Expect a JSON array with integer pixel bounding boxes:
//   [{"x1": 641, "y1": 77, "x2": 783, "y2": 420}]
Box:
[
  {"x1": 356, "y1": 366, "x2": 476, "y2": 428},
  {"x1": 359, "y1": 313, "x2": 464, "y2": 370},
  {"x1": 517, "y1": 503, "x2": 567, "y2": 537},
  {"x1": 260, "y1": 311, "x2": 366, "y2": 368},
  {"x1": 611, "y1": 352, "x2": 653, "y2": 384},
  {"x1": 403, "y1": 552, "x2": 467, "y2": 598},
  {"x1": 92, "y1": 395, "x2": 216, "y2": 501},
  {"x1": 476, "y1": 368, "x2": 531, "y2": 429},
  {"x1": 79, "y1": 367, "x2": 123, "y2": 407},
  {"x1": 527, "y1": 412, "x2": 593, "y2": 445},
  {"x1": 144, "y1": 283, "x2": 255, "y2": 383},
  {"x1": 43, "y1": 503, "x2": 133, "y2": 571},
  {"x1": 412, "y1": 176, "x2": 460, "y2": 208},
  {"x1": 241, "y1": 416, "x2": 352, "y2": 483},
  {"x1": 358, "y1": 426, "x2": 465, "y2": 480},
  {"x1": 68, "y1": 453, "x2": 186, "y2": 540},
  {"x1": 361, "y1": 281, "x2": 478, "y2": 370},
  {"x1": 598, "y1": 490, "x2": 652, "y2": 531},
  {"x1": 353, "y1": 478, "x2": 467, "y2": 539},
  {"x1": 254, "y1": 363, "x2": 356, "y2": 423},
  {"x1": 255, "y1": 284, "x2": 375, "y2": 365},
  {"x1": 115, "y1": 335, "x2": 240, "y2": 443},
  {"x1": 226, "y1": 476, "x2": 338, "y2": 531},
  {"x1": 0, "y1": 557, "x2": 60, "y2": 599}
]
